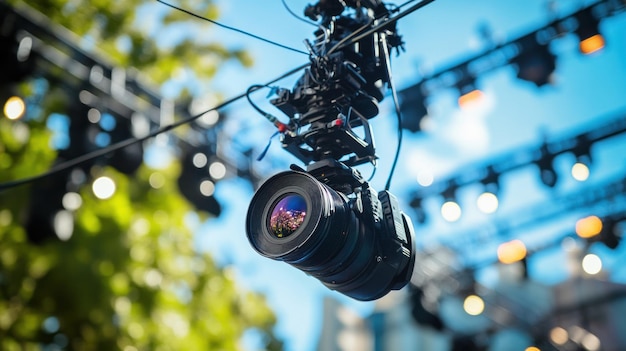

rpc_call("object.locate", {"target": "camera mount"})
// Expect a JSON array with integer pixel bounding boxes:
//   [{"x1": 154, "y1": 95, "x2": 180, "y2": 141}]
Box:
[{"x1": 270, "y1": 0, "x2": 403, "y2": 167}]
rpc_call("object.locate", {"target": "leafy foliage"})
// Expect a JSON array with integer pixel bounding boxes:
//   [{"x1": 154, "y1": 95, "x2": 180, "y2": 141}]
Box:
[{"x1": 0, "y1": 0, "x2": 282, "y2": 350}]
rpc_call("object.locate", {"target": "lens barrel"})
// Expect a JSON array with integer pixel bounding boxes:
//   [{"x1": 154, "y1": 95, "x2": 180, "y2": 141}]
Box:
[{"x1": 246, "y1": 169, "x2": 415, "y2": 301}]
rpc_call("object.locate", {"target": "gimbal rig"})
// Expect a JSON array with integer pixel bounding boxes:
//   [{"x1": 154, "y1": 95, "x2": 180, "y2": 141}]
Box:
[{"x1": 245, "y1": 0, "x2": 416, "y2": 301}]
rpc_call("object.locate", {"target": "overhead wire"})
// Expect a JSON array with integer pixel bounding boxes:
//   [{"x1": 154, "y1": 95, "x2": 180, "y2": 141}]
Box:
[{"x1": 156, "y1": 0, "x2": 309, "y2": 56}]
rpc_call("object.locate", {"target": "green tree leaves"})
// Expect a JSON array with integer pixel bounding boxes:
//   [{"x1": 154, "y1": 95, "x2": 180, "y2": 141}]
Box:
[{"x1": 0, "y1": 1, "x2": 281, "y2": 350}]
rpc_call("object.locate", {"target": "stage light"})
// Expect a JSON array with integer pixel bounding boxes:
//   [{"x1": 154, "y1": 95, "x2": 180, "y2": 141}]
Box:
[
  {"x1": 477, "y1": 166, "x2": 500, "y2": 214},
  {"x1": 457, "y1": 86, "x2": 484, "y2": 109},
  {"x1": 576, "y1": 215, "x2": 602, "y2": 239},
  {"x1": 440, "y1": 183, "x2": 461, "y2": 222},
  {"x1": 409, "y1": 286, "x2": 444, "y2": 330},
  {"x1": 582, "y1": 253, "x2": 602, "y2": 275},
  {"x1": 177, "y1": 145, "x2": 222, "y2": 216},
  {"x1": 208, "y1": 161, "x2": 226, "y2": 180},
  {"x1": 513, "y1": 35, "x2": 556, "y2": 87},
  {"x1": 550, "y1": 327, "x2": 569, "y2": 346},
  {"x1": 398, "y1": 83, "x2": 428, "y2": 133},
  {"x1": 416, "y1": 170, "x2": 434, "y2": 187},
  {"x1": 441, "y1": 201, "x2": 461, "y2": 222},
  {"x1": 597, "y1": 216, "x2": 622, "y2": 250},
  {"x1": 246, "y1": 166, "x2": 415, "y2": 301},
  {"x1": 571, "y1": 162, "x2": 590, "y2": 181},
  {"x1": 107, "y1": 114, "x2": 144, "y2": 175},
  {"x1": 525, "y1": 347, "x2": 540, "y2": 351},
  {"x1": 536, "y1": 143, "x2": 558, "y2": 188},
  {"x1": 463, "y1": 294, "x2": 485, "y2": 316},
  {"x1": 571, "y1": 138, "x2": 592, "y2": 182},
  {"x1": 3, "y1": 95, "x2": 26, "y2": 120},
  {"x1": 477, "y1": 192, "x2": 498, "y2": 214},
  {"x1": 497, "y1": 239, "x2": 527, "y2": 264},
  {"x1": 409, "y1": 196, "x2": 427, "y2": 224},
  {"x1": 575, "y1": 8, "x2": 605, "y2": 55}
]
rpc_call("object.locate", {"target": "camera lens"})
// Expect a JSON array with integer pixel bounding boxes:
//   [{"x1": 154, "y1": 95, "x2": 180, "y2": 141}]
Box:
[
  {"x1": 246, "y1": 169, "x2": 415, "y2": 301},
  {"x1": 268, "y1": 194, "x2": 307, "y2": 238}
]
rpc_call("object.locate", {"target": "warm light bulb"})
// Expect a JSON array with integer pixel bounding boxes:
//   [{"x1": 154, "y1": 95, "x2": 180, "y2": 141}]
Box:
[
  {"x1": 497, "y1": 239, "x2": 527, "y2": 264},
  {"x1": 550, "y1": 327, "x2": 569, "y2": 345},
  {"x1": 458, "y1": 89, "x2": 484, "y2": 109},
  {"x1": 92, "y1": 176, "x2": 116, "y2": 199},
  {"x1": 4, "y1": 96, "x2": 26, "y2": 120},
  {"x1": 463, "y1": 295, "x2": 485, "y2": 316},
  {"x1": 441, "y1": 201, "x2": 461, "y2": 222},
  {"x1": 582, "y1": 253, "x2": 602, "y2": 275},
  {"x1": 571, "y1": 162, "x2": 590, "y2": 181},
  {"x1": 579, "y1": 34, "x2": 605, "y2": 55},
  {"x1": 576, "y1": 215, "x2": 602, "y2": 238},
  {"x1": 477, "y1": 192, "x2": 499, "y2": 214}
]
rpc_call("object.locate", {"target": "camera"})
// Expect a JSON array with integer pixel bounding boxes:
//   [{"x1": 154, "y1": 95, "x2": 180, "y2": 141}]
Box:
[
  {"x1": 245, "y1": 0, "x2": 415, "y2": 301},
  {"x1": 246, "y1": 160, "x2": 415, "y2": 301}
]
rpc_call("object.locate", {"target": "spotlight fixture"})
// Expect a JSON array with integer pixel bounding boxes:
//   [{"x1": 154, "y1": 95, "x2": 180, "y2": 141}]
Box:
[
  {"x1": 177, "y1": 145, "x2": 222, "y2": 217},
  {"x1": 440, "y1": 182, "x2": 461, "y2": 222},
  {"x1": 512, "y1": 35, "x2": 556, "y2": 87},
  {"x1": 477, "y1": 166, "x2": 500, "y2": 214},
  {"x1": 456, "y1": 76, "x2": 484, "y2": 109},
  {"x1": 575, "y1": 8, "x2": 605, "y2": 55},
  {"x1": 571, "y1": 136, "x2": 592, "y2": 182},
  {"x1": 536, "y1": 142, "x2": 558, "y2": 188},
  {"x1": 398, "y1": 83, "x2": 428, "y2": 133},
  {"x1": 497, "y1": 239, "x2": 527, "y2": 264}
]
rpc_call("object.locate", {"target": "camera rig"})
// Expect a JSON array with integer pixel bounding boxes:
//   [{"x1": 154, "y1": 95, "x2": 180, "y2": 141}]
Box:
[
  {"x1": 245, "y1": 0, "x2": 416, "y2": 301},
  {"x1": 271, "y1": 0, "x2": 404, "y2": 169}
]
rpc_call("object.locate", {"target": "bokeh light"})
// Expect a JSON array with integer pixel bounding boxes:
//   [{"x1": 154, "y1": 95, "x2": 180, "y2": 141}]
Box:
[
  {"x1": 576, "y1": 215, "x2": 602, "y2": 238},
  {"x1": 199, "y1": 180, "x2": 215, "y2": 196},
  {"x1": 582, "y1": 253, "x2": 602, "y2": 275},
  {"x1": 463, "y1": 294, "x2": 485, "y2": 316},
  {"x1": 4, "y1": 96, "x2": 26, "y2": 120},
  {"x1": 62, "y1": 192, "x2": 83, "y2": 211},
  {"x1": 416, "y1": 170, "x2": 434, "y2": 187},
  {"x1": 497, "y1": 239, "x2": 527, "y2": 264},
  {"x1": 92, "y1": 176, "x2": 116, "y2": 199},
  {"x1": 571, "y1": 162, "x2": 590, "y2": 181},
  {"x1": 209, "y1": 161, "x2": 226, "y2": 180},
  {"x1": 441, "y1": 201, "x2": 461, "y2": 222},
  {"x1": 477, "y1": 192, "x2": 499, "y2": 214},
  {"x1": 550, "y1": 326, "x2": 569, "y2": 345}
]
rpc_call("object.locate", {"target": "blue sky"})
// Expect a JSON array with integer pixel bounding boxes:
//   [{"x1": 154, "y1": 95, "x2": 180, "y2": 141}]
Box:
[{"x1": 145, "y1": 1, "x2": 626, "y2": 350}]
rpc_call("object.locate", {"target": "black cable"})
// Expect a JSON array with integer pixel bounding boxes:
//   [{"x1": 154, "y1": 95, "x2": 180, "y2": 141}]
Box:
[
  {"x1": 380, "y1": 32, "x2": 403, "y2": 192},
  {"x1": 0, "y1": 63, "x2": 310, "y2": 191},
  {"x1": 333, "y1": 0, "x2": 436, "y2": 54},
  {"x1": 281, "y1": 0, "x2": 318, "y2": 27},
  {"x1": 156, "y1": 0, "x2": 309, "y2": 56},
  {"x1": 246, "y1": 84, "x2": 274, "y2": 117},
  {"x1": 395, "y1": 0, "x2": 419, "y2": 10},
  {"x1": 245, "y1": 84, "x2": 290, "y2": 131}
]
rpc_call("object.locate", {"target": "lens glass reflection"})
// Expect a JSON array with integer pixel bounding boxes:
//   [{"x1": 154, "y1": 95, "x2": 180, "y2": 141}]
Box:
[{"x1": 269, "y1": 194, "x2": 307, "y2": 238}]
